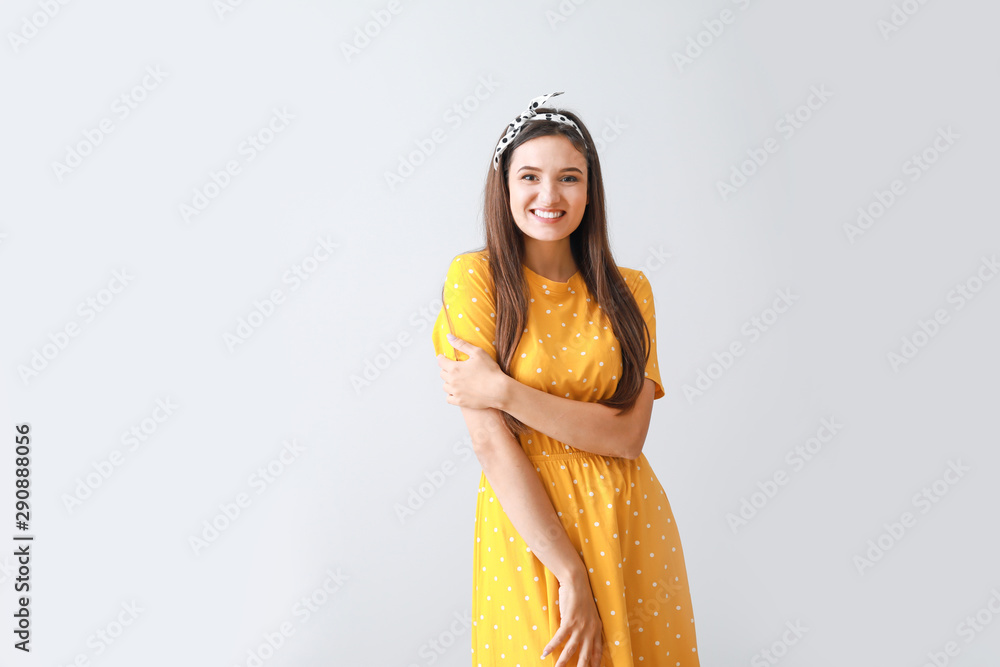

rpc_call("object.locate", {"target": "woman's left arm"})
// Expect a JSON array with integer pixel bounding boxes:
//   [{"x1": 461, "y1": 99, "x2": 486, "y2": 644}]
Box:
[{"x1": 496, "y1": 374, "x2": 656, "y2": 460}]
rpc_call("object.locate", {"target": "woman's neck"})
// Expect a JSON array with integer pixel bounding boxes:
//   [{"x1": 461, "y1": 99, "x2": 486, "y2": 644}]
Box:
[{"x1": 522, "y1": 241, "x2": 577, "y2": 283}]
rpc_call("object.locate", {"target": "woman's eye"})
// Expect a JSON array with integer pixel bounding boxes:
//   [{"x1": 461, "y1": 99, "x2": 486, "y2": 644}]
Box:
[{"x1": 521, "y1": 175, "x2": 579, "y2": 182}]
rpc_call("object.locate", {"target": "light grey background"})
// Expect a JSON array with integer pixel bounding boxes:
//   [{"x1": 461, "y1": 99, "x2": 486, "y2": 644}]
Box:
[{"x1": 1, "y1": 0, "x2": 998, "y2": 665}]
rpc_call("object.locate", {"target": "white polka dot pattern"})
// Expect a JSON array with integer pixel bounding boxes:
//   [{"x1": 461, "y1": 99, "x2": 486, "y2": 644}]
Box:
[{"x1": 432, "y1": 251, "x2": 697, "y2": 664}]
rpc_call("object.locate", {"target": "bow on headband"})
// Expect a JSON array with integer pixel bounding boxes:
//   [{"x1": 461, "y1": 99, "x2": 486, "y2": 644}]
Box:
[{"x1": 492, "y1": 91, "x2": 586, "y2": 171}]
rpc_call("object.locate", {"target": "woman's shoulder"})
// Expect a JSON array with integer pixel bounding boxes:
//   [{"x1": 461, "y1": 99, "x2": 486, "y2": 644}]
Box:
[
  {"x1": 448, "y1": 250, "x2": 493, "y2": 281},
  {"x1": 443, "y1": 250, "x2": 493, "y2": 296},
  {"x1": 615, "y1": 264, "x2": 648, "y2": 288},
  {"x1": 454, "y1": 249, "x2": 490, "y2": 264}
]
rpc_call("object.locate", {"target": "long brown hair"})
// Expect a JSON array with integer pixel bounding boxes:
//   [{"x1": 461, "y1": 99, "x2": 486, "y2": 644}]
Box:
[{"x1": 442, "y1": 103, "x2": 652, "y2": 441}]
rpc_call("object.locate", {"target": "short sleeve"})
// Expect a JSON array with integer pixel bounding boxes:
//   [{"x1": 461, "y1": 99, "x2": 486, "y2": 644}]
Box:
[
  {"x1": 629, "y1": 270, "x2": 665, "y2": 400},
  {"x1": 431, "y1": 254, "x2": 497, "y2": 363}
]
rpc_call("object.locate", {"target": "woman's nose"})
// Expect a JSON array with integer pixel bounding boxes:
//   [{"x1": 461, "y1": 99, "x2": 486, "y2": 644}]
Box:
[{"x1": 537, "y1": 182, "x2": 559, "y2": 205}]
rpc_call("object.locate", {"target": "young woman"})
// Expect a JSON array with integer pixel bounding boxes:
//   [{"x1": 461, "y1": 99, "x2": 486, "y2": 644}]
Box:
[{"x1": 433, "y1": 92, "x2": 700, "y2": 667}]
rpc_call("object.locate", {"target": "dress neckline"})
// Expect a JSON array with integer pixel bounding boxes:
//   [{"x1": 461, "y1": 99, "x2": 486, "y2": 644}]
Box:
[{"x1": 521, "y1": 262, "x2": 580, "y2": 294}]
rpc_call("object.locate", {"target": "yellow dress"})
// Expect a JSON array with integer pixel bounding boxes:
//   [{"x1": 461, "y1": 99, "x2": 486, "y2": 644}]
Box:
[{"x1": 432, "y1": 250, "x2": 700, "y2": 667}]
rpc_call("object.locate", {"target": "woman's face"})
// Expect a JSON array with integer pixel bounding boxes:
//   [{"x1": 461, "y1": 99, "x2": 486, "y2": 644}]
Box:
[{"x1": 507, "y1": 134, "x2": 588, "y2": 243}]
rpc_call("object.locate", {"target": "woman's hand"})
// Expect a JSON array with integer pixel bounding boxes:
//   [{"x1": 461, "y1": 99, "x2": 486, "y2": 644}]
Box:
[
  {"x1": 542, "y1": 570, "x2": 605, "y2": 667},
  {"x1": 436, "y1": 334, "x2": 511, "y2": 410}
]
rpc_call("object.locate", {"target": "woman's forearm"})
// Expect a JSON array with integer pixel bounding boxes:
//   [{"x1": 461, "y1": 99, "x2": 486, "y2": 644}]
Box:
[
  {"x1": 496, "y1": 377, "x2": 639, "y2": 459},
  {"x1": 473, "y1": 419, "x2": 588, "y2": 585}
]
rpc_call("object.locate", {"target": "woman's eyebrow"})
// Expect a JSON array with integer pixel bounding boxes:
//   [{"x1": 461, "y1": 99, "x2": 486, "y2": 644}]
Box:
[{"x1": 516, "y1": 166, "x2": 584, "y2": 174}]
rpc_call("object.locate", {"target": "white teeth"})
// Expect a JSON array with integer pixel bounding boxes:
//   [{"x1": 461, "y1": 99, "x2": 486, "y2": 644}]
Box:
[{"x1": 533, "y1": 210, "x2": 564, "y2": 219}]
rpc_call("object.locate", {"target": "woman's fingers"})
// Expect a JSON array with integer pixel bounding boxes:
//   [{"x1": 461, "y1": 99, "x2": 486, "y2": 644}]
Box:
[
  {"x1": 552, "y1": 635, "x2": 581, "y2": 667},
  {"x1": 541, "y1": 625, "x2": 568, "y2": 660},
  {"x1": 544, "y1": 579, "x2": 606, "y2": 666},
  {"x1": 591, "y1": 635, "x2": 604, "y2": 667},
  {"x1": 574, "y1": 637, "x2": 592, "y2": 667}
]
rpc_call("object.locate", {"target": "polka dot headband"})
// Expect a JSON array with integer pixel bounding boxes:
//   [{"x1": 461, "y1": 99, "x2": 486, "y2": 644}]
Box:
[{"x1": 492, "y1": 91, "x2": 586, "y2": 172}]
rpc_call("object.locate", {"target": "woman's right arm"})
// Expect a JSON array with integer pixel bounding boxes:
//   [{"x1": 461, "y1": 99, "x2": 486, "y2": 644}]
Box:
[
  {"x1": 463, "y1": 406, "x2": 605, "y2": 663},
  {"x1": 434, "y1": 254, "x2": 603, "y2": 662},
  {"x1": 462, "y1": 408, "x2": 604, "y2": 667},
  {"x1": 460, "y1": 404, "x2": 587, "y2": 584}
]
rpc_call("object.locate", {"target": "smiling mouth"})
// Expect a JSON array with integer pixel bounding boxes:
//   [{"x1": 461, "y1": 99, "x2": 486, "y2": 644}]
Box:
[{"x1": 531, "y1": 209, "x2": 565, "y2": 220}]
